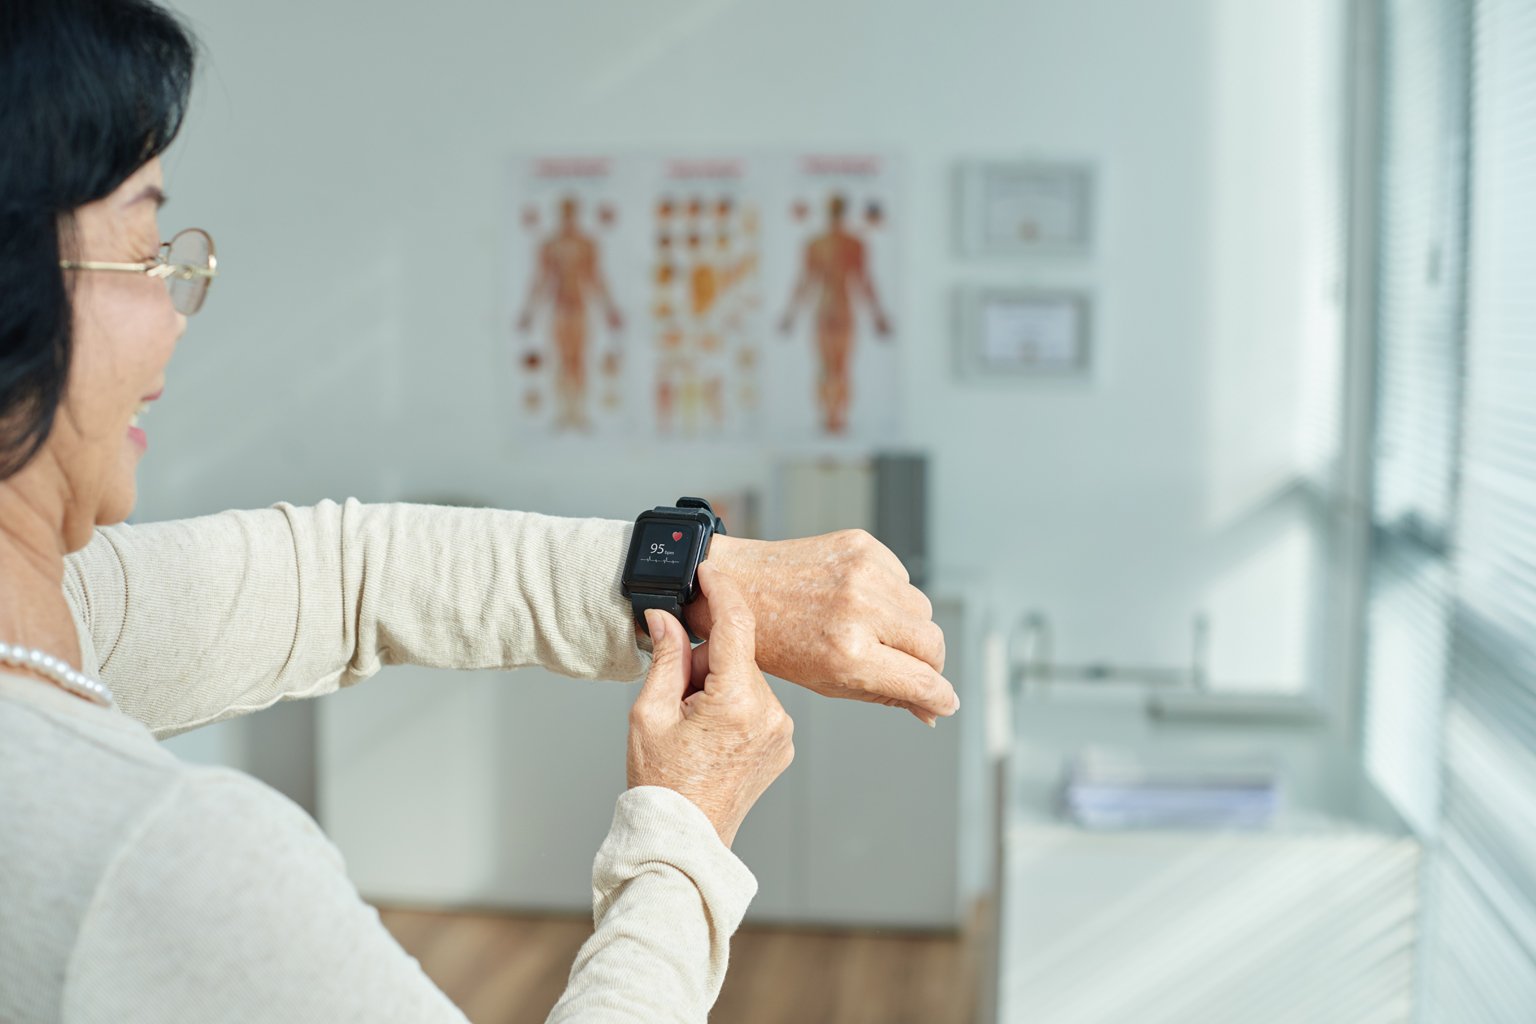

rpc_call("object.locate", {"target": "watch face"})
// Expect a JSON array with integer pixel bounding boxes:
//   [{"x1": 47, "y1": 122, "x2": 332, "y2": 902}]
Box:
[{"x1": 629, "y1": 520, "x2": 702, "y2": 585}]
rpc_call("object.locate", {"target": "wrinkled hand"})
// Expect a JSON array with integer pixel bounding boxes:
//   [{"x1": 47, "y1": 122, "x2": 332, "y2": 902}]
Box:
[
  {"x1": 628, "y1": 563, "x2": 795, "y2": 848},
  {"x1": 684, "y1": 530, "x2": 957, "y2": 727}
]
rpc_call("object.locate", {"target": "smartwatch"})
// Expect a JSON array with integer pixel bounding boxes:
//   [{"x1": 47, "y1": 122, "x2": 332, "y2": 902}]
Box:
[{"x1": 621, "y1": 497, "x2": 727, "y2": 641}]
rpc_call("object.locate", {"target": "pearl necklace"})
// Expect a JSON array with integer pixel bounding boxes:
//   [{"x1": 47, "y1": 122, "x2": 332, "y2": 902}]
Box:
[{"x1": 0, "y1": 641, "x2": 115, "y2": 708}]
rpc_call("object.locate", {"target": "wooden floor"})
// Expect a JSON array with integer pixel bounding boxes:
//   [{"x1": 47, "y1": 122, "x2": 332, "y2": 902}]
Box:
[{"x1": 380, "y1": 905, "x2": 981, "y2": 1024}]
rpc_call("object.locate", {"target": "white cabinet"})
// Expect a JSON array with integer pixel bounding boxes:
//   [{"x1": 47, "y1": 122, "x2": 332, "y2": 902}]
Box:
[
  {"x1": 987, "y1": 693, "x2": 1421, "y2": 1023},
  {"x1": 997, "y1": 824, "x2": 1418, "y2": 1024}
]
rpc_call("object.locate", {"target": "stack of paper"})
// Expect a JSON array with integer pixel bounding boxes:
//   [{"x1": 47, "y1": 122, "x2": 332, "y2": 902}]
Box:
[{"x1": 1061, "y1": 746, "x2": 1281, "y2": 830}]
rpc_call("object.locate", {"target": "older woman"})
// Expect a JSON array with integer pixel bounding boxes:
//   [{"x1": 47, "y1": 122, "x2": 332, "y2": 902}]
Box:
[{"x1": 0, "y1": 1, "x2": 954, "y2": 1021}]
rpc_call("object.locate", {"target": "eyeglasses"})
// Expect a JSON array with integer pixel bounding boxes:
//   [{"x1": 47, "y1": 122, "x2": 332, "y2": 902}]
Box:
[{"x1": 59, "y1": 227, "x2": 218, "y2": 316}]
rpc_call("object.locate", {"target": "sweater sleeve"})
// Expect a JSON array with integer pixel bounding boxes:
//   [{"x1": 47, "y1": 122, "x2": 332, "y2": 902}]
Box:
[
  {"x1": 59, "y1": 498, "x2": 648, "y2": 740},
  {"x1": 63, "y1": 768, "x2": 473, "y2": 1024},
  {"x1": 63, "y1": 774, "x2": 754, "y2": 1024},
  {"x1": 546, "y1": 786, "x2": 758, "y2": 1023}
]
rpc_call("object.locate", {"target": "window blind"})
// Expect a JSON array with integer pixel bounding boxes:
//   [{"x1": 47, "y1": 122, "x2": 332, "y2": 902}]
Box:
[
  {"x1": 1361, "y1": 0, "x2": 1470, "y2": 841},
  {"x1": 1421, "y1": 0, "x2": 1536, "y2": 1014}
]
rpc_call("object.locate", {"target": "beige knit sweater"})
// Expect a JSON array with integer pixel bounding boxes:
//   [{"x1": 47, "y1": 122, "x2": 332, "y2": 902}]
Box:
[{"x1": 0, "y1": 498, "x2": 757, "y2": 1023}]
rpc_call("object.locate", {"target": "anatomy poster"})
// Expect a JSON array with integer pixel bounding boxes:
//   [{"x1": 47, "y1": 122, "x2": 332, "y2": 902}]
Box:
[
  {"x1": 762, "y1": 155, "x2": 901, "y2": 442},
  {"x1": 507, "y1": 157, "x2": 636, "y2": 437},
  {"x1": 506, "y1": 153, "x2": 900, "y2": 444},
  {"x1": 646, "y1": 158, "x2": 767, "y2": 440}
]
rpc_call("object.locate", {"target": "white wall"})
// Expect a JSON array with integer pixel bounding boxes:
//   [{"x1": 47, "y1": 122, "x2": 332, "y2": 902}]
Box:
[
  {"x1": 147, "y1": 0, "x2": 1338, "y2": 655},
  {"x1": 146, "y1": 0, "x2": 1344, "y2": 894}
]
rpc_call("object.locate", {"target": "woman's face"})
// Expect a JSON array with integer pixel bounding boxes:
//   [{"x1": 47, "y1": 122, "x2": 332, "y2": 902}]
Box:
[{"x1": 52, "y1": 156, "x2": 184, "y2": 547}]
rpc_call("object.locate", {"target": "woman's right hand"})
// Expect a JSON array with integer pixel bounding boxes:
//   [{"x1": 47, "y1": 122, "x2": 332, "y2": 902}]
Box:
[{"x1": 626, "y1": 561, "x2": 795, "y2": 848}]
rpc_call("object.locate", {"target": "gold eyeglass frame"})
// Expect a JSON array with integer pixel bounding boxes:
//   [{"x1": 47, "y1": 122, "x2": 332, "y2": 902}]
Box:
[{"x1": 59, "y1": 227, "x2": 218, "y2": 316}]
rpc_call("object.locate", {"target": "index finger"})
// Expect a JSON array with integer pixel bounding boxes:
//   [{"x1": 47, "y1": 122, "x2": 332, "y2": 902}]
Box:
[
  {"x1": 863, "y1": 644, "x2": 959, "y2": 718},
  {"x1": 696, "y1": 561, "x2": 757, "y2": 676}
]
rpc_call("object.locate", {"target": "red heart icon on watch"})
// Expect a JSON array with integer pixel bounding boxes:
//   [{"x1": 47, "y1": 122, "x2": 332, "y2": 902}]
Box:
[{"x1": 672, "y1": 531, "x2": 684, "y2": 541}]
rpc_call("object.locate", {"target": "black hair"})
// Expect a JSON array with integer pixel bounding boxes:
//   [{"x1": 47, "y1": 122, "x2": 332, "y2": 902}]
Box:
[{"x1": 0, "y1": 0, "x2": 197, "y2": 481}]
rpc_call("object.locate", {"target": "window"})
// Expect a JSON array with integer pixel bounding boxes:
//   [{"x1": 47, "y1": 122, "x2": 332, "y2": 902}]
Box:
[{"x1": 1361, "y1": 0, "x2": 1536, "y2": 1014}]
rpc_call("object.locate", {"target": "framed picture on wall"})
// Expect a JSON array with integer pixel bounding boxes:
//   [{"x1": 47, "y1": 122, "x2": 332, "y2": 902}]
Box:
[
  {"x1": 956, "y1": 160, "x2": 1095, "y2": 256},
  {"x1": 955, "y1": 287, "x2": 1093, "y2": 379}
]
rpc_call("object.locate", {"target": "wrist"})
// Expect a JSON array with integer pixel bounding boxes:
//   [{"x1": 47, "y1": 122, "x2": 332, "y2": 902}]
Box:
[{"x1": 683, "y1": 534, "x2": 754, "y2": 639}]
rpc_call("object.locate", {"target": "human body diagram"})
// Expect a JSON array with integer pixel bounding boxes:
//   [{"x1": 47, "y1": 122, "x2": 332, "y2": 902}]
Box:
[
  {"x1": 778, "y1": 195, "x2": 891, "y2": 435},
  {"x1": 516, "y1": 197, "x2": 624, "y2": 431}
]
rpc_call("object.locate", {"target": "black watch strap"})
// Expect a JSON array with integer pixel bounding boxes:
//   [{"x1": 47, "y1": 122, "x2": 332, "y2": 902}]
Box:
[
  {"x1": 631, "y1": 591, "x2": 702, "y2": 643},
  {"x1": 677, "y1": 496, "x2": 728, "y2": 535}
]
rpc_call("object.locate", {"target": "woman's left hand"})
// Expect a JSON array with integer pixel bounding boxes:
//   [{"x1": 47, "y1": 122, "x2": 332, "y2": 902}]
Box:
[{"x1": 682, "y1": 531, "x2": 956, "y2": 727}]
